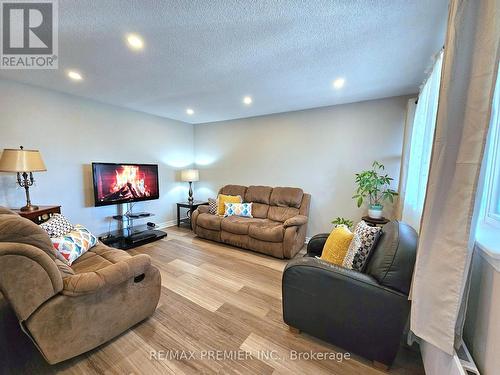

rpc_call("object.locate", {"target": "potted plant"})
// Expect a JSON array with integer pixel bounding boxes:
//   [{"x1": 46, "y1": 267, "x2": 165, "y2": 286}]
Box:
[
  {"x1": 331, "y1": 217, "x2": 354, "y2": 230},
  {"x1": 352, "y1": 161, "x2": 398, "y2": 219}
]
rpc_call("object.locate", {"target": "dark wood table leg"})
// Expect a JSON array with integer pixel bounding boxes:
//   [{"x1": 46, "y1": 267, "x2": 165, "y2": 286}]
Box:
[
  {"x1": 177, "y1": 204, "x2": 180, "y2": 227},
  {"x1": 189, "y1": 206, "x2": 195, "y2": 229}
]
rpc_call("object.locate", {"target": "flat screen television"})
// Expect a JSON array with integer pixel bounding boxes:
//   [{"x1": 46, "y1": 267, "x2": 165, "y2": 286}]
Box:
[{"x1": 92, "y1": 162, "x2": 159, "y2": 207}]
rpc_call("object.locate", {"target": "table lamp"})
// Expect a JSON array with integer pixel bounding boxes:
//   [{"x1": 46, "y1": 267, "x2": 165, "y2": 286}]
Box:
[
  {"x1": 0, "y1": 146, "x2": 47, "y2": 211},
  {"x1": 181, "y1": 169, "x2": 199, "y2": 204}
]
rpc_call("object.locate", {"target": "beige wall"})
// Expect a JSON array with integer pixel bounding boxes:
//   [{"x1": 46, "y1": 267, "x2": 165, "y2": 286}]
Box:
[
  {"x1": 0, "y1": 80, "x2": 194, "y2": 234},
  {"x1": 194, "y1": 96, "x2": 409, "y2": 236},
  {"x1": 464, "y1": 249, "x2": 500, "y2": 375}
]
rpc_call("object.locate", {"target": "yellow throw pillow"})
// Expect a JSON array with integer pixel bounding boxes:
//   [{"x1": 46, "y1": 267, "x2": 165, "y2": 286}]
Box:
[
  {"x1": 217, "y1": 194, "x2": 242, "y2": 215},
  {"x1": 320, "y1": 226, "x2": 354, "y2": 266}
]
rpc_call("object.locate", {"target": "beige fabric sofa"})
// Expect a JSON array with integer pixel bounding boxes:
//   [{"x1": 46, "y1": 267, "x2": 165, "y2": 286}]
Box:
[
  {"x1": 192, "y1": 185, "x2": 311, "y2": 259},
  {"x1": 0, "y1": 206, "x2": 161, "y2": 364}
]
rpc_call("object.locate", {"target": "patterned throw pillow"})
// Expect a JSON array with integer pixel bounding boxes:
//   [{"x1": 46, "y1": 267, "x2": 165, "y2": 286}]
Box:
[
  {"x1": 224, "y1": 202, "x2": 253, "y2": 218},
  {"x1": 208, "y1": 198, "x2": 218, "y2": 214},
  {"x1": 342, "y1": 221, "x2": 381, "y2": 271},
  {"x1": 40, "y1": 213, "x2": 74, "y2": 238},
  {"x1": 51, "y1": 224, "x2": 98, "y2": 265}
]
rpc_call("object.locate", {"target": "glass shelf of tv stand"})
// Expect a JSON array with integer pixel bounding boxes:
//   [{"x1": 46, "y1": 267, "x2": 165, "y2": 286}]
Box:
[{"x1": 112, "y1": 212, "x2": 154, "y2": 222}]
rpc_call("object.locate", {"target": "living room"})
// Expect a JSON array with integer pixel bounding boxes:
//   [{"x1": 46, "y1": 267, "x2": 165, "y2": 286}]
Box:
[{"x1": 0, "y1": 1, "x2": 499, "y2": 374}]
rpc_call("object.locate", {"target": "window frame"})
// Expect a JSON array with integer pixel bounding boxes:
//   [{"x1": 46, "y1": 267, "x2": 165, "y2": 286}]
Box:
[
  {"x1": 475, "y1": 65, "x2": 500, "y2": 270},
  {"x1": 481, "y1": 66, "x2": 500, "y2": 229}
]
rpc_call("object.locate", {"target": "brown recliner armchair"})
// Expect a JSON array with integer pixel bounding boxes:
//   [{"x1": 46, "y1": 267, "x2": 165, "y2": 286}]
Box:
[
  {"x1": 0, "y1": 207, "x2": 161, "y2": 364},
  {"x1": 192, "y1": 185, "x2": 311, "y2": 259}
]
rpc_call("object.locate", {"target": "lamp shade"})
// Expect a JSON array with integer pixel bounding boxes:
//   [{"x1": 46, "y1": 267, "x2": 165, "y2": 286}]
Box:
[
  {"x1": 0, "y1": 148, "x2": 47, "y2": 172},
  {"x1": 181, "y1": 169, "x2": 199, "y2": 182}
]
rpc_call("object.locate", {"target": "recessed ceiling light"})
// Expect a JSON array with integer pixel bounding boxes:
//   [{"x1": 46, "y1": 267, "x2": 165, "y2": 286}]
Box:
[
  {"x1": 67, "y1": 70, "x2": 83, "y2": 81},
  {"x1": 186, "y1": 108, "x2": 194, "y2": 115},
  {"x1": 243, "y1": 96, "x2": 253, "y2": 105},
  {"x1": 333, "y1": 78, "x2": 345, "y2": 89},
  {"x1": 126, "y1": 33, "x2": 144, "y2": 50}
]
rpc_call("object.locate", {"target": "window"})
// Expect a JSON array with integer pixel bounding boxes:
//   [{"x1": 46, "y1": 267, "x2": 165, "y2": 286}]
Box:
[
  {"x1": 480, "y1": 64, "x2": 500, "y2": 228},
  {"x1": 402, "y1": 51, "x2": 443, "y2": 232},
  {"x1": 476, "y1": 65, "x2": 500, "y2": 262}
]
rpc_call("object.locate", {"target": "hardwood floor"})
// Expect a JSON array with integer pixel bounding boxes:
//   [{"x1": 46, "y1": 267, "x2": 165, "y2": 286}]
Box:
[{"x1": 0, "y1": 226, "x2": 425, "y2": 374}]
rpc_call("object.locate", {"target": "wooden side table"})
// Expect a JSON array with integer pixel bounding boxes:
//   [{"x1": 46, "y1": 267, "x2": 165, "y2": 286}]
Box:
[
  {"x1": 362, "y1": 216, "x2": 390, "y2": 227},
  {"x1": 11, "y1": 205, "x2": 61, "y2": 224},
  {"x1": 176, "y1": 201, "x2": 208, "y2": 228}
]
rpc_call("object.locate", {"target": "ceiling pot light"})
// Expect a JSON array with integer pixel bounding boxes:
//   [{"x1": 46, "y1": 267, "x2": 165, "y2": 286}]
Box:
[
  {"x1": 243, "y1": 96, "x2": 253, "y2": 105},
  {"x1": 186, "y1": 108, "x2": 194, "y2": 115},
  {"x1": 126, "y1": 34, "x2": 144, "y2": 50},
  {"x1": 333, "y1": 78, "x2": 345, "y2": 89},
  {"x1": 67, "y1": 70, "x2": 83, "y2": 81}
]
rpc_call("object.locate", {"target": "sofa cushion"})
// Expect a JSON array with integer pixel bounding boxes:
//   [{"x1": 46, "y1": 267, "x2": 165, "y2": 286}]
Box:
[
  {"x1": 71, "y1": 243, "x2": 131, "y2": 274},
  {"x1": 219, "y1": 184, "x2": 247, "y2": 198},
  {"x1": 197, "y1": 213, "x2": 223, "y2": 231},
  {"x1": 365, "y1": 221, "x2": 418, "y2": 295},
  {"x1": 221, "y1": 216, "x2": 267, "y2": 235},
  {"x1": 249, "y1": 221, "x2": 285, "y2": 242},
  {"x1": 268, "y1": 206, "x2": 300, "y2": 222},
  {"x1": 270, "y1": 187, "x2": 303, "y2": 208},
  {"x1": 245, "y1": 185, "x2": 272, "y2": 204},
  {"x1": 251, "y1": 203, "x2": 270, "y2": 218}
]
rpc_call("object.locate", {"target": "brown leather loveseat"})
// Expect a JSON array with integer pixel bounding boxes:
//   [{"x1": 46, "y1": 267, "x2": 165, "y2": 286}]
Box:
[
  {"x1": 0, "y1": 207, "x2": 161, "y2": 364},
  {"x1": 192, "y1": 185, "x2": 311, "y2": 259}
]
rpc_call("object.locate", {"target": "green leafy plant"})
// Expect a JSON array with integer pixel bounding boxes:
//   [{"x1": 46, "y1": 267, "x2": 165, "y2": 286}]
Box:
[
  {"x1": 352, "y1": 161, "x2": 398, "y2": 208},
  {"x1": 331, "y1": 217, "x2": 354, "y2": 230}
]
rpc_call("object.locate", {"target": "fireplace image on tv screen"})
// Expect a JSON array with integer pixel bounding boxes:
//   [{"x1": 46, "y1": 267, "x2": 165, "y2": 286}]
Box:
[{"x1": 92, "y1": 163, "x2": 159, "y2": 206}]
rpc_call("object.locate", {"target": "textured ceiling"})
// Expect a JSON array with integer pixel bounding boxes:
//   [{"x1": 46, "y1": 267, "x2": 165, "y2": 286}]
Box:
[{"x1": 0, "y1": 0, "x2": 448, "y2": 124}]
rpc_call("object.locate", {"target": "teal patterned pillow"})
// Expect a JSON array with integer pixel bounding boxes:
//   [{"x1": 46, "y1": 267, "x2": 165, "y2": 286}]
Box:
[{"x1": 224, "y1": 202, "x2": 253, "y2": 218}]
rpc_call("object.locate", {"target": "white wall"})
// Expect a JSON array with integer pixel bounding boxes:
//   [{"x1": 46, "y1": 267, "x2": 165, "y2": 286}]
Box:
[
  {"x1": 194, "y1": 96, "x2": 409, "y2": 235},
  {"x1": 0, "y1": 80, "x2": 194, "y2": 234}
]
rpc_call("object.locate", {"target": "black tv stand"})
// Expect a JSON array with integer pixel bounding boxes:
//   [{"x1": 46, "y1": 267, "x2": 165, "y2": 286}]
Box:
[
  {"x1": 100, "y1": 207, "x2": 166, "y2": 250},
  {"x1": 100, "y1": 224, "x2": 167, "y2": 250}
]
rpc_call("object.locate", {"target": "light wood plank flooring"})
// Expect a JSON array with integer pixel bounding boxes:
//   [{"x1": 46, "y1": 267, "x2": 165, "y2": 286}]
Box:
[{"x1": 0, "y1": 226, "x2": 424, "y2": 374}]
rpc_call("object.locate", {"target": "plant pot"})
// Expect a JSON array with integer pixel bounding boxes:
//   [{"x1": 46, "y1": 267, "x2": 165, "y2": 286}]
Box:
[{"x1": 368, "y1": 204, "x2": 383, "y2": 219}]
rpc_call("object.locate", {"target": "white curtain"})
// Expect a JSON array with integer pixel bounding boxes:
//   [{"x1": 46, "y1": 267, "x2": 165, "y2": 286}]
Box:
[
  {"x1": 410, "y1": 0, "x2": 500, "y2": 356},
  {"x1": 401, "y1": 52, "x2": 443, "y2": 232}
]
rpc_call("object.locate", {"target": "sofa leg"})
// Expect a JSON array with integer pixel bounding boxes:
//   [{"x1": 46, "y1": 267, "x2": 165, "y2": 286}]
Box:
[
  {"x1": 288, "y1": 326, "x2": 300, "y2": 334},
  {"x1": 372, "y1": 361, "x2": 389, "y2": 371}
]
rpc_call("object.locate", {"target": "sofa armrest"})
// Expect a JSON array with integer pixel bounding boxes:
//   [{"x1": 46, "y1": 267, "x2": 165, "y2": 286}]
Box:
[
  {"x1": 283, "y1": 215, "x2": 308, "y2": 228},
  {"x1": 284, "y1": 256, "x2": 385, "y2": 288},
  {"x1": 197, "y1": 205, "x2": 210, "y2": 214},
  {"x1": 62, "y1": 254, "x2": 152, "y2": 296},
  {"x1": 282, "y1": 256, "x2": 409, "y2": 365},
  {"x1": 0, "y1": 242, "x2": 63, "y2": 321},
  {"x1": 306, "y1": 233, "x2": 329, "y2": 257}
]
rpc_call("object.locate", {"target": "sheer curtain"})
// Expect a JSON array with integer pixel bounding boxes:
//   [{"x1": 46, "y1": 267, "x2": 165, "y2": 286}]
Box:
[{"x1": 401, "y1": 51, "x2": 443, "y2": 232}]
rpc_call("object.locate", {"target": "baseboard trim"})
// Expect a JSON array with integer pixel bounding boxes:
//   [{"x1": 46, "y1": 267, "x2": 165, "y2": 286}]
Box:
[{"x1": 156, "y1": 219, "x2": 177, "y2": 229}]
